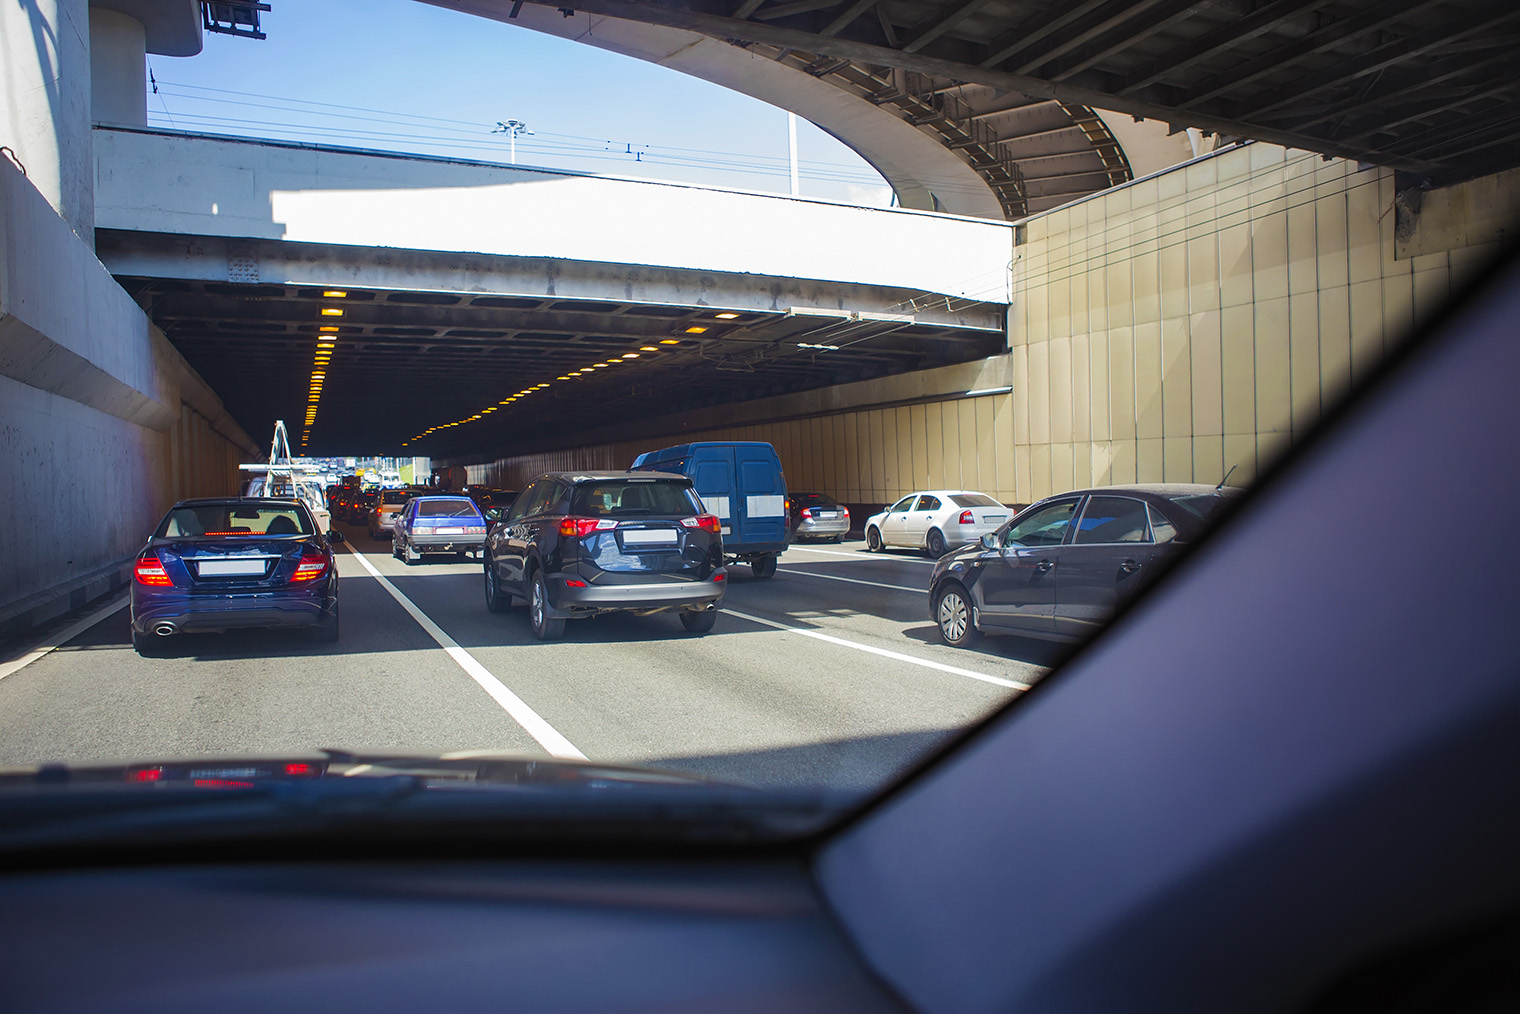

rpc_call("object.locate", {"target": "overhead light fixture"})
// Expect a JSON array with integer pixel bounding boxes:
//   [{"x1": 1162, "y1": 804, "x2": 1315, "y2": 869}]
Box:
[
  {"x1": 317, "y1": 342, "x2": 335, "y2": 349},
  {"x1": 797, "y1": 342, "x2": 840, "y2": 351},
  {"x1": 640, "y1": 346, "x2": 658, "y2": 352},
  {"x1": 604, "y1": 358, "x2": 622, "y2": 364},
  {"x1": 621, "y1": 353, "x2": 639, "y2": 359},
  {"x1": 557, "y1": 376, "x2": 572, "y2": 380},
  {"x1": 535, "y1": 383, "x2": 549, "y2": 388},
  {"x1": 684, "y1": 326, "x2": 707, "y2": 334},
  {"x1": 659, "y1": 339, "x2": 679, "y2": 345},
  {"x1": 714, "y1": 312, "x2": 740, "y2": 320},
  {"x1": 320, "y1": 308, "x2": 343, "y2": 317},
  {"x1": 319, "y1": 325, "x2": 340, "y2": 333},
  {"x1": 323, "y1": 290, "x2": 348, "y2": 298}
]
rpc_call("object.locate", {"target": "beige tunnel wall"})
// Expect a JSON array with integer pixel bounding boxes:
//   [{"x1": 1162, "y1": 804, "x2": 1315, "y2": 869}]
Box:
[{"x1": 469, "y1": 143, "x2": 1506, "y2": 509}]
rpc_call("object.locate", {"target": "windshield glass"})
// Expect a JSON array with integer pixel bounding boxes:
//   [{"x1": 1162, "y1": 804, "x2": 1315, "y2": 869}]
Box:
[{"x1": 0, "y1": 0, "x2": 1499, "y2": 851}]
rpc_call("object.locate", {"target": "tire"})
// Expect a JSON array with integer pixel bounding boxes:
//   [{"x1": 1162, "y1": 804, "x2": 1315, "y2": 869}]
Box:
[
  {"x1": 832, "y1": 534, "x2": 845, "y2": 544},
  {"x1": 404, "y1": 538, "x2": 421, "y2": 565},
  {"x1": 484, "y1": 558, "x2": 509, "y2": 613},
  {"x1": 926, "y1": 528, "x2": 948, "y2": 558},
  {"x1": 311, "y1": 609, "x2": 340, "y2": 643},
  {"x1": 866, "y1": 527, "x2": 883, "y2": 552},
  {"x1": 528, "y1": 570, "x2": 565, "y2": 640},
  {"x1": 679, "y1": 609, "x2": 717, "y2": 633},
  {"x1": 392, "y1": 537, "x2": 402, "y2": 560},
  {"x1": 131, "y1": 628, "x2": 162, "y2": 658},
  {"x1": 750, "y1": 553, "x2": 777, "y2": 579},
  {"x1": 935, "y1": 583, "x2": 979, "y2": 648}
]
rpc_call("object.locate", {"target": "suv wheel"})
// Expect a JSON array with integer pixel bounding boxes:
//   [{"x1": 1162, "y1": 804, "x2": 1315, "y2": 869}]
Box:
[
  {"x1": 935, "y1": 583, "x2": 979, "y2": 647},
  {"x1": 529, "y1": 571, "x2": 565, "y2": 640},
  {"x1": 679, "y1": 609, "x2": 717, "y2": 633},
  {"x1": 484, "y1": 558, "x2": 509, "y2": 613}
]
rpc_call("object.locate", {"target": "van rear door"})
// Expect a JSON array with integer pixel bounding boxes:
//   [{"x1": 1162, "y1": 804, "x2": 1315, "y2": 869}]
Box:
[
  {"x1": 735, "y1": 444, "x2": 787, "y2": 549},
  {"x1": 689, "y1": 447, "x2": 735, "y2": 538}
]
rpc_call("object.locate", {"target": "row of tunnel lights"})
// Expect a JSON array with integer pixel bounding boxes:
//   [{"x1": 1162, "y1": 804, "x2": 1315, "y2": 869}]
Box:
[
  {"x1": 300, "y1": 291, "x2": 352, "y2": 452},
  {"x1": 398, "y1": 312, "x2": 743, "y2": 447}
]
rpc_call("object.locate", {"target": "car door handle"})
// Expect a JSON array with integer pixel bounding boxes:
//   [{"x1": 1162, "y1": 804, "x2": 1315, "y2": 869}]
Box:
[
  {"x1": 1120, "y1": 559, "x2": 1141, "y2": 573},
  {"x1": 1034, "y1": 560, "x2": 1053, "y2": 574}
]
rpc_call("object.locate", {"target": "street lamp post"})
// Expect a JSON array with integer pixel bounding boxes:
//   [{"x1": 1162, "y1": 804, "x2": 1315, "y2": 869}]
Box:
[{"x1": 493, "y1": 119, "x2": 533, "y2": 164}]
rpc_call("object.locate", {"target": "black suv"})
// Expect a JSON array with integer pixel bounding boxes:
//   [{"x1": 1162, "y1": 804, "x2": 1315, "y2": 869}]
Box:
[{"x1": 483, "y1": 472, "x2": 726, "y2": 639}]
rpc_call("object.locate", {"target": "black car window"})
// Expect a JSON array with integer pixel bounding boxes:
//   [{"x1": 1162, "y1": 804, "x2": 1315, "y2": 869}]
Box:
[
  {"x1": 1073, "y1": 497, "x2": 1152, "y2": 545},
  {"x1": 159, "y1": 504, "x2": 313, "y2": 537},
  {"x1": 798, "y1": 494, "x2": 838, "y2": 509},
  {"x1": 1003, "y1": 499, "x2": 1078, "y2": 548},
  {"x1": 572, "y1": 481, "x2": 700, "y2": 515},
  {"x1": 1148, "y1": 505, "x2": 1179, "y2": 544},
  {"x1": 381, "y1": 490, "x2": 410, "y2": 505},
  {"x1": 417, "y1": 499, "x2": 482, "y2": 518},
  {"x1": 524, "y1": 482, "x2": 561, "y2": 518},
  {"x1": 1168, "y1": 492, "x2": 1238, "y2": 524},
  {"x1": 915, "y1": 495, "x2": 942, "y2": 511},
  {"x1": 506, "y1": 481, "x2": 539, "y2": 521}
]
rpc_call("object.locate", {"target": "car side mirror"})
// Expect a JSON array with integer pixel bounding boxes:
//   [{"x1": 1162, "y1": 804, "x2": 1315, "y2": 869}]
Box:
[
  {"x1": 484, "y1": 506, "x2": 504, "y2": 522},
  {"x1": 980, "y1": 533, "x2": 996, "y2": 550},
  {"x1": 328, "y1": 530, "x2": 345, "y2": 544}
]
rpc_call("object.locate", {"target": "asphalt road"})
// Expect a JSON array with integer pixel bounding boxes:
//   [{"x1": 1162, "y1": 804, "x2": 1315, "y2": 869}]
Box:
[{"x1": 0, "y1": 526, "x2": 1067, "y2": 792}]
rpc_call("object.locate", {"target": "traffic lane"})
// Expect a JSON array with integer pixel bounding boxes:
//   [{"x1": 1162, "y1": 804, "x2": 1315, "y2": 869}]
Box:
[
  {"x1": 0, "y1": 554, "x2": 547, "y2": 768},
  {"x1": 343, "y1": 534, "x2": 1017, "y2": 791}
]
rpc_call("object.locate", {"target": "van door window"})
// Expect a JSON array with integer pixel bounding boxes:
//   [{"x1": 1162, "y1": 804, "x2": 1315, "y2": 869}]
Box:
[{"x1": 694, "y1": 462, "x2": 732, "y2": 520}]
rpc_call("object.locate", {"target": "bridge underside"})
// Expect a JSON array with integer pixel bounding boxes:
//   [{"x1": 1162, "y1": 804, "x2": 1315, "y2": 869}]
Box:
[
  {"x1": 101, "y1": 233, "x2": 1006, "y2": 459},
  {"x1": 482, "y1": 0, "x2": 1520, "y2": 193}
]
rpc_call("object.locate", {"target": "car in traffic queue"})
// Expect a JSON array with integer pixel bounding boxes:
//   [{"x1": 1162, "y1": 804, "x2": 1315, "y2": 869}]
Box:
[
  {"x1": 929, "y1": 483, "x2": 1240, "y2": 649},
  {"x1": 864, "y1": 490, "x2": 1011, "y2": 557},
  {"x1": 367, "y1": 487, "x2": 414, "y2": 540},
  {"x1": 483, "y1": 471, "x2": 726, "y2": 639},
  {"x1": 788, "y1": 492, "x2": 851, "y2": 543},
  {"x1": 129, "y1": 497, "x2": 344, "y2": 655},
  {"x1": 392, "y1": 495, "x2": 489, "y2": 564}
]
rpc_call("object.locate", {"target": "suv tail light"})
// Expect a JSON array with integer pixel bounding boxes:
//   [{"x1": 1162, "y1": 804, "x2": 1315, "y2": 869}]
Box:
[
  {"x1": 291, "y1": 552, "x2": 328, "y2": 582},
  {"x1": 134, "y1": 553, "x2": 172, "y2": 587},
  {"x1": 680, "y1": 514, "x2": 721, "y2": 533},
  {"x1": 958, "y1": 510, "x2": 975, "y2": 525},
  {"x1": 559, "y1": 517, "x2": 602, "y2": 538}
]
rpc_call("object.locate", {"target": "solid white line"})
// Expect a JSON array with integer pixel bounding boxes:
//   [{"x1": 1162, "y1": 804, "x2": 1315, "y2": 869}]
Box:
[
  {"x1": 778, "y1": 567, "x2": 922, "y2": 594},
  {"x1": 723, "y1": 607, "x2": 1031, "y2": 691},
  {"x1": 787, "y1": 545, "x2": 936, "y2": 565},
  {"x1": 0, "y1": 595, "x2": 129, "y2": 683},
  {"x1": 341, "y1": 546, "x2": 586, "y2": 760}
]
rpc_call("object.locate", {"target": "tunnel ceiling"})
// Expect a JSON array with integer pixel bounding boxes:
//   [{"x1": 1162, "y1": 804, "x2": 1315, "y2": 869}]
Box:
[
  {"x1": 118, "y1": 277, "x2": 1006, "y2": 461},
  {"x1": 498, "y1": 0, "x2": 1520, "y2": 187}
]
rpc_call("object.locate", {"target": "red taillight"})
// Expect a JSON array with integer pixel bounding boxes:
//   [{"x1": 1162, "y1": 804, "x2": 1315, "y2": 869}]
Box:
[
  {"x1": 958, "y1": 510, "x2": 975, "y2": 525},
  {"x1": 800, "y1": 508, "x2": 813, "y2": 519},
  {"x1": 564, "y1": 579, "x2": 587, "y2": 588},
  {"x1": 134, "y1": 554, "x2": 172, "y2": 586},
  {"x1": 841, "y1": 508, "x2": 850, "y2": 518},
  {"x1": 559, "y1": 517, "x2": 601, "y2": 538},
  {"x1": 713, "y1": 572, "x2": 726, "y2": 582},
  {"x1": 127, "y1": 767, "x2": 163, "y2": 782},
  {"x1": 193, "y1": 779, "x2": 255, "y2": 790},
  {"x1": 284, "y1": 762, "x2": 314, "y2": 776},
  {"x1": 679, "y1": 514, "x2": 721, "y2": 533},
  {"x1": 291, "y1": 552, "x2": 328, "y2": 582}
]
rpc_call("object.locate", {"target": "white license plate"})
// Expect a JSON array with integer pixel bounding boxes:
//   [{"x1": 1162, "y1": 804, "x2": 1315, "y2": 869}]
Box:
[
  {"x1": 981, "y1": 515, "x2": 1006, "y2": 524},
  {"x1": 435, "y1": 527, "x2": 465, "y2": 534},
  {"x1": 621, "y1": 529, "x2": 677, "y2": 545},
  {"x1": 197, "y1": 559, "x2": 266, "y2": 576}
]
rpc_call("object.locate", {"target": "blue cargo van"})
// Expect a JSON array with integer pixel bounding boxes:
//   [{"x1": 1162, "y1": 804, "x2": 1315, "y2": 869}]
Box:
[{"x1": 630, "y1": 442, "x2": 787, "y2": 578}]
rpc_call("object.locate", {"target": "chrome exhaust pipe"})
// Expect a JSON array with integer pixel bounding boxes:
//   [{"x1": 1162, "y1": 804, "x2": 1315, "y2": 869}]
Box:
[{"x1": 153, "y1": 623, "x2": 177, "y2": 637}]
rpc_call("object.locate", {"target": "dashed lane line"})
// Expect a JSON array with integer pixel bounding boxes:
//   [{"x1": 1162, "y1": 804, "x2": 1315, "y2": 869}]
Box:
[
  {"x1": 341, "y1": 545, "x2": 586, "y2": 760},
  {"x1": 777, "y1": 568, "x2": 922, "y2": 594},
  {"x1": 722, "y1": 608, "x2": 1031, "y2": 692},
  {"x1": 785, "y1": 546, "x2": 937, "y2": 565}
]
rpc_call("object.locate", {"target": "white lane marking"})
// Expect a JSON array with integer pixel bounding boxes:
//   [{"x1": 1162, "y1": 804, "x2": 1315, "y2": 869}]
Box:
[
  {"x1": 341, "y1": 545, "x2": 586, "y2": 760},
  {"x1": 0, "y1": 595, "x2": 129, "y2": 683},
  {"x1": 787, "y1": 545, "x2": 936, "y2": 565},
  {"x1": 723, "y1": 607, "x2": 1031, "y2": 691},
  {"x1": 778, "y1": 568, "x2": 922, "y2": 594}
]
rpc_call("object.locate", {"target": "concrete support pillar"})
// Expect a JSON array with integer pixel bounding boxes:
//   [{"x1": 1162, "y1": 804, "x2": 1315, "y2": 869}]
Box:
[
  {"x1": 89, "y1": 7, "x2": 148, "y2": 128},
  {"x1": 0, "y1": 0, "x2": 94, "y2": 240}
]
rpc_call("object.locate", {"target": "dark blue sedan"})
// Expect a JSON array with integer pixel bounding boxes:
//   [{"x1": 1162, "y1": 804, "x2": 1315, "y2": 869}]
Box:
[{"x1": 130, "y1": 498, "x2": 344, "y2": 656}]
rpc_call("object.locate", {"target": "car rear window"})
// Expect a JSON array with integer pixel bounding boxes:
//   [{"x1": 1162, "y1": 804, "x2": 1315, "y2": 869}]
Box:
[
  {"x1": 381, "y1": 490, "x2": 411, "y2": 504},
  {"x1": 950, "y1": 493, "x2": 1002, "y2": 508},
  {"x1": 797, "y1": 494, "x2": 840, "y2": 508},
  {"x1": 1167, "y1": 493, "x2": 1236, "y2": 523},
  {"x1": 571, "y1": 481, "x2": 701, "y2": 515},
  {"x1": 158, "y1": 504, "x2": 312, "y2": 537},
  {"x1": 417, "y1": 499, "x2": 483, "y2": 518}
]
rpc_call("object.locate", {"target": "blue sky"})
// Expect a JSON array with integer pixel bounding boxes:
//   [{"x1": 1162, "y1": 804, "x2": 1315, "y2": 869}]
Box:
[{"x1": 146, "y1": 0, "x2": 893, "y2": 204}]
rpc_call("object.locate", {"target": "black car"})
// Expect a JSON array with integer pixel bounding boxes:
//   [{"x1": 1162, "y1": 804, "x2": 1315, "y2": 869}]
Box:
[
  {"x1": 483, "y1": 471, "x2": 726, "y2": 639},
  {"x1": 130, "y1": 497, "x2": 344, "y2": 655},
  {"x1": 929, "y1": 484, "x2": 1238, "y2": 647},
  {"x1": 788, "y1": 492, "x2": 851, "y2": 543}
]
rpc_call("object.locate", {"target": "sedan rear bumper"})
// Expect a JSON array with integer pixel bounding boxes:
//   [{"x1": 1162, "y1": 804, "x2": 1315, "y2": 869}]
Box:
[
  {"x1": 547, "y1": 573, "x2": 725, "y2": 617},
  {"x1": 795, "y1": 517, "x2": 850, "y2": 538},
  {"x1": 132, "y1": 589, "x2": 336, "y2": 634}
]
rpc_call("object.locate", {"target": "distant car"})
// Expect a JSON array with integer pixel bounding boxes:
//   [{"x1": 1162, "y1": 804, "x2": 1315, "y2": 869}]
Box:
[
  {"x1": 928, "y1": 484, "x2": 1240, "y2": 648},
  {"x1": 343, "y1": 490, "x2": 378, "y2": 524},
  {"x1": 864, "y1": 490, "x2": 1011, "y2": 557},
  {"x1": 393, "y1": 495, "x2": 489, "y2": 564},
  {"x1": 367, "y1": 488, "x2": 414, "y2": 540},
  {"x1": 129, "y1": 497, "x2": 344, "y2": 655},
  {"x1": 483, "y1": 471, "x2": 726, "y2": 639},
  {"x1": 789, "y1": 492, "x2": 851, "y2": 543}
]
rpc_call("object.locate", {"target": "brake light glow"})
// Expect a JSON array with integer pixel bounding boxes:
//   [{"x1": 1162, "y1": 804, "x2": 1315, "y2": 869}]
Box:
[
  {"x1": 284, "y1": 762, "x2": 315, "y2": 776},
  {"x1": 958, "y1": 510, "x2": 976, "y2": 525},
  {"x1": 679, "y1": 514, "x2": 721, "y2": 532},
  {"x1": 559, "y1": 517, "x2": 602, "y2": 538},
  {"x1": 127, "y1": 767, "x2": 163, "y2": 782},
  {"x1": 193, "y1": 779, "x2": 255, "y2": 789},
  {"x1": 800, "y1": 508, "x2": 813, "y2": 519},
  {"x1": 134, "y1": 554, "x2": 172, "y2": 586},
  {"x1": 291, "y1": 553, "x2": 328, "y2": 582},
  {"x1": 713, "y1": 572, "x2": 726, "y2": 582},
  {"x1": 565, "y1": 579, "x2": 587, "y2": 588}
]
